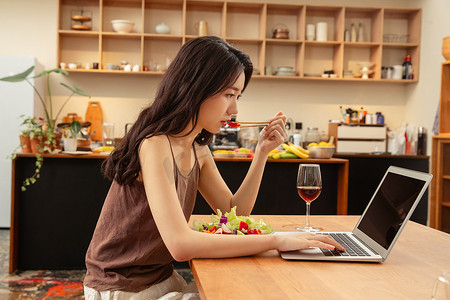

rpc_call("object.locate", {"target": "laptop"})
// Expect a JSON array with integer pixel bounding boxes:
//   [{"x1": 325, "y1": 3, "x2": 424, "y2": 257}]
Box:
[{"x1": 278, "y1": 166, "x2": 433, "y2": 262}]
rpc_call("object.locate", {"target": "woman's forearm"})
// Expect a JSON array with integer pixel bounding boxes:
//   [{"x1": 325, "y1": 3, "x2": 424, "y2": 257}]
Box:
[
  {"x1": 231, "y1": 147, "x2": 269, "y2": 215},
  {"x1": 169, "y1": 227, "x2": 280, "y2": 261}
]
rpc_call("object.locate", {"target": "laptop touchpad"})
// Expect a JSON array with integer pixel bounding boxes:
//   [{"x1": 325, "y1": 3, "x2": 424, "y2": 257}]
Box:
[{"x1": 284, "y1": 247, "x2": 323, "y2": 256}]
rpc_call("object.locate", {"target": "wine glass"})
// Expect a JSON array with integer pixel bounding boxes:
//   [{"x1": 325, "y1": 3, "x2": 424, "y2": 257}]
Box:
[{"x1": 296, "y1": 164, "x2": 322, "y2": 232}]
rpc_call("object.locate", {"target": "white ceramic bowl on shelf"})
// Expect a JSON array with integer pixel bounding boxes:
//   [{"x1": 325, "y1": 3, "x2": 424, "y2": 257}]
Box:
[{"x1": 111, "y1": 20, "x2": 134, "y2": 33}]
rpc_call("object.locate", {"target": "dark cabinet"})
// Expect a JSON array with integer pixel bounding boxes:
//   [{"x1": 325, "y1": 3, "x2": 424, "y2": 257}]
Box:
[{"x1": 334, "y1": 154, "x2": 429, "y2": 225}]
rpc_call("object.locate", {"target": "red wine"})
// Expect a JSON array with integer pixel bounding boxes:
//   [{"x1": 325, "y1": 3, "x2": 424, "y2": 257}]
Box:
[{"x1": 297, "y1": 186, "x2": 322, "y2": 202}]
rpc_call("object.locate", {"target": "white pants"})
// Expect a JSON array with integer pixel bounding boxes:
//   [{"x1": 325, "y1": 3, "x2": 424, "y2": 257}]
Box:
[{"x1": 84, "y1": 270, "x2": 200, "y2": 300}]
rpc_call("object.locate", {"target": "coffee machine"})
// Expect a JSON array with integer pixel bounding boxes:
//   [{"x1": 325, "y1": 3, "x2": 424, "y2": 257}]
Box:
[{"x1": 211, "y1": 127, "x2": 239, "y2": 150}]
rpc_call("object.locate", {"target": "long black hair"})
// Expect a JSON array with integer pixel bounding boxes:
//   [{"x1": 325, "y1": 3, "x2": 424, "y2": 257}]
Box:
[{"x1": 102, "y1": 36, "x2": 253, "y2": 185}]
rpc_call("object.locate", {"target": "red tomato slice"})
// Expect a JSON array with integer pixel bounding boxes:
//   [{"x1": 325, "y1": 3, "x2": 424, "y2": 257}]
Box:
[{"x1": 228, "y1": 121, "x2": 240, "y2": 128}]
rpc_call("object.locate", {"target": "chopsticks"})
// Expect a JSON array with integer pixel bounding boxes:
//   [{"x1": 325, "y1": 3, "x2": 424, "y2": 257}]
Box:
[{"x1": 237, "y1": 121, "x2": 270, "y2": 128}]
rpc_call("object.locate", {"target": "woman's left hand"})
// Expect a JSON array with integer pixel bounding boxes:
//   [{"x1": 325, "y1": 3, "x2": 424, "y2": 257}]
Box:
[{"x1": 258, "y1": 111, "x2": 288, "y2": 155}]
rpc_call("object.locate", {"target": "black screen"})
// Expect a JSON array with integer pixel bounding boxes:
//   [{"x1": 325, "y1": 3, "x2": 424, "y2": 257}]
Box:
[{"x1": 357, "y1": 172, "x2": 425, "y2": 250}]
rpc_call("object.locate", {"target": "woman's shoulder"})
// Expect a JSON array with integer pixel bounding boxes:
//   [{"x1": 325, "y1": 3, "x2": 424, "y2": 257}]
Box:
[{"x1": 139, "y1": 135, "x2": 170, "y2": 155}]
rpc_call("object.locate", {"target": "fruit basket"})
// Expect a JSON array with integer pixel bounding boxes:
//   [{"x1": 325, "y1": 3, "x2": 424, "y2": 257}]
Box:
[{"x1": 307, "y1": 146, "x2": 335, "y2": 159}]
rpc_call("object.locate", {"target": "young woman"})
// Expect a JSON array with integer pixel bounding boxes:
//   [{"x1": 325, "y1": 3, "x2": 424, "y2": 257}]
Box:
[{"x1": 83, "y1": 36, "x2": 343, "y2": 299}]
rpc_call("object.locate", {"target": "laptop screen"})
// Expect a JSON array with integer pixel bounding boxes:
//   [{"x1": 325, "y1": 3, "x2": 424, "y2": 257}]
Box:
[{"x1": 356, "y1": 172, "x2": 426, "y2": 250}]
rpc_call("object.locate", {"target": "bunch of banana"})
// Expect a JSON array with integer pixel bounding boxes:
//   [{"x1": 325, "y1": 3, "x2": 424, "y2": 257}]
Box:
[
  {"x1": 268, "y1": 144, "x2": 309, "y2": 159},
  {"x1": 92, "y1": 146, "x2": 115, "y2": 153},
  {"x1": 281, "y1": 142, "x2": 309, "y2": 159}
]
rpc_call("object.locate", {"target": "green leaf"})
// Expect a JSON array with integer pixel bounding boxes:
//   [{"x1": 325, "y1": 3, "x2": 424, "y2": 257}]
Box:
[
  {"x1": 21, "y1": 186, "x2": 26, "y2": 192},
  {"x1": 71, "y1": 120, "x2": 82, "y2": 134},
  {"x1": 60, "y1": 83, "x2": 91, "y2": 97},
  {"x1": 30, "y1": 178, "x2": 36, "y2": 184},
  {"x1": 0, "y1": 66, "x2": 34, "y2": 82},
  {"x1": 34, "y1": 68, "x2": 69, "y2": 78},
  {"x1": 25, "y1": 179, "x2": 30, "y2": 186}
]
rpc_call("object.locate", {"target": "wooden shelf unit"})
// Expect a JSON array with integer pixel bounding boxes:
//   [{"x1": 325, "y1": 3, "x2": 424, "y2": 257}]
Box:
[
  {"x1": 430, "y1": 62, "x2": 450, "y2": 233},
  {"x1": 58, "y1": 0, "x2": 421, "y2": 82}
]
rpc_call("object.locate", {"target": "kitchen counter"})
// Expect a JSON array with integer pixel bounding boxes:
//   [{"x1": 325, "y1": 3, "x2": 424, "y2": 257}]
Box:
[{"x1": 9, "y1": 153, "x2": 348, "y2": 272}]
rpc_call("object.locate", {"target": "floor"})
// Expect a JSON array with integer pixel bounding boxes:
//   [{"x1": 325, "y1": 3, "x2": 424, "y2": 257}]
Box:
[{"x1": 0, "y1": 229, "x2": 194, "y2": 299}]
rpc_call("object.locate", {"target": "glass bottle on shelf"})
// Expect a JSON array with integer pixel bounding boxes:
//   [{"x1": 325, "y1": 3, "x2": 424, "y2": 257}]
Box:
[
  {"x1": 357, "y1": 22, "x2": 364, "y2": 42},
  {"x1": 351, "y1": 23, "x2": 357, "y2": 42},
  {"x1": 344, "y1": 29, "x2": 350, "y2": 42},
  {"x1": 405, "y1": 55, "x2": 413, "y2": 79}
]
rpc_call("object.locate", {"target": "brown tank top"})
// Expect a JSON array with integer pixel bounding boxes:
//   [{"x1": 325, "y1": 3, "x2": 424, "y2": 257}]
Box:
[{"x1": 83, "y1": 137, "x2": 200, "y2": 292}]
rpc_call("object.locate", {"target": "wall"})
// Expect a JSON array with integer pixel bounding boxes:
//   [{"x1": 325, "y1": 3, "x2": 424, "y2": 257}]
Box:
[
  {"x1": 0, "y1": 0, "x2": 448, "y2": 149},
  {"x1": 2, "y1": 0, "x2": 446, "y2": 142}
]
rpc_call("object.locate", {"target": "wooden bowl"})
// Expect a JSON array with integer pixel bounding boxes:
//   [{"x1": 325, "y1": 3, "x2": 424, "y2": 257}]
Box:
[{"x1": 443, "y1": 36, "x2": 450, "y2": 61}]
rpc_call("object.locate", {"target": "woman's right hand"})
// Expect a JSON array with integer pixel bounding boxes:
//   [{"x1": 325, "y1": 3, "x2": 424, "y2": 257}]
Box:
[{"x1": 276, "y1": 233, "x2": 345, "y2": 252}]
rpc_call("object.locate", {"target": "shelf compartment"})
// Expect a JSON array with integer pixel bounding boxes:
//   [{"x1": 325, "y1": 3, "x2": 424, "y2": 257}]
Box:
[
  {"x1": 265, "y1": 42, "x2": 302, "y2": 77},
  {"x1": 59, "y1": 34, "x2": 100, "y2": 68},
  {"x1": 144, "y1": 0, "x2": 184, "y2": 35},
  {"x1": 303, "y1": 43, "x2": 343, "y2": 78},
  {"x1": 381, "y1": 46, "x2": 419, "y2": 80},
  {"x1": 143, "y1": 38, "x2": 182, "y2": 71},
  {"x1": 383, "y1": 8, "x2": 421, "y2": 44},
  {"x1": 225, "y1": 2, "x2": 265, "y2": 39},
  {"x1": 343, "y1": 44, "x2": 380, "y2": 79},
  {"x1": 185, "y1": 1, "x2": 225, "y2": 37},
  {"x1": 102, "y1": 0, "x2": 143, "y2": 33},
  {"x1": 266, "y1": 4, "x2": 304, "y2": 40},
  {"x1": 101, "y1": 36, "x2": 142, "y2": 70},
  {"x1": 59, "y1": 0, "x2": 100, "y2": 31},
  {"x1": 344, "y1": 7, "x2": 382, "y2": 43},
  {"x1": 226, "y1": 39, "x2": 263, "y2": 75},
  {"x1": 305, "y1": 5, "x2": 344, "y2": 42}
]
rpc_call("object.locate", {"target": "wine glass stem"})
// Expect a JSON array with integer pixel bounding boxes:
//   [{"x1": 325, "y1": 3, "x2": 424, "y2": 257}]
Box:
[{"x1": 305, "y1": 202, "x2": 311, "y2": 228}]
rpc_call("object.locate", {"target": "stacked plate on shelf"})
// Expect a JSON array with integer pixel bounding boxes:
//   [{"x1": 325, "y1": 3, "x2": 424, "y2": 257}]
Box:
[{"x1": 274, "y1": 66, "x2": 297, "y2": 76}]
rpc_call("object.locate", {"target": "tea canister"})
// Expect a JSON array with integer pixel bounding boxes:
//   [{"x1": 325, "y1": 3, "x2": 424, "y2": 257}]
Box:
[
  {"x1": 272, "y1": 24, "x2": 289, "y2": 39},
  {"x1": 155, "y1": 22, "x2": 170, "y2": 34}
]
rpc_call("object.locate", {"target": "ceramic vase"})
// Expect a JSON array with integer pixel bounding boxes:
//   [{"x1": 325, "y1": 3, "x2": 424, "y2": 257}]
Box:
[{"x1": 64, "y1": 138, "x2": 78, "y2": 152}]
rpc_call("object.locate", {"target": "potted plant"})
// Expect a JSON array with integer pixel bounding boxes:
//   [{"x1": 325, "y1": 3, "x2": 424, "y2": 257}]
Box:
[
  {"x1": 62, "y1": 120, "x2": 83, "y2": 152},
  {"x1": 17, "y1": 115, "x2": 36, "y2": 154},
  {"x1": 1, "y1": 66, "x2": 90, "y2": 191}
]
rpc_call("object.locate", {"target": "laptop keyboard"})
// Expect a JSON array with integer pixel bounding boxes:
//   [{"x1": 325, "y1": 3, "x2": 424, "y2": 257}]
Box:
[{"x1": 318, "y1": 233, "x2": 371, "y2": 257}]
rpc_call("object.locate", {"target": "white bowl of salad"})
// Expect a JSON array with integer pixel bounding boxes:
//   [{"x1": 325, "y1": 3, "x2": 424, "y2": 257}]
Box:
[{"x1": 193, "y1": 206, "x2": 274, "y2": 235}]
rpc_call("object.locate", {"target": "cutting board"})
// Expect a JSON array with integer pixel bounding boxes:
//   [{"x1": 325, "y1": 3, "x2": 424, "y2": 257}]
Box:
[
  {"x1": 85, "y1": 101, "x2": 103, "y2": 142},
  {"x1": 62, "y1": 113, "x2": 82, "y2": 123}
]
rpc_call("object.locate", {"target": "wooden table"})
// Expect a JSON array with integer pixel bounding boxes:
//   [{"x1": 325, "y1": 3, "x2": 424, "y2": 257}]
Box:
[{"x1": 189, "y1": 215, "x2": 450, "y2": 300}]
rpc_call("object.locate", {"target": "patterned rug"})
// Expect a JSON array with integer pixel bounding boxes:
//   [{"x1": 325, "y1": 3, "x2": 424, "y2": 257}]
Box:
[{"x1": 0, "y1": 229, "x2": 194, "y2": 299}]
